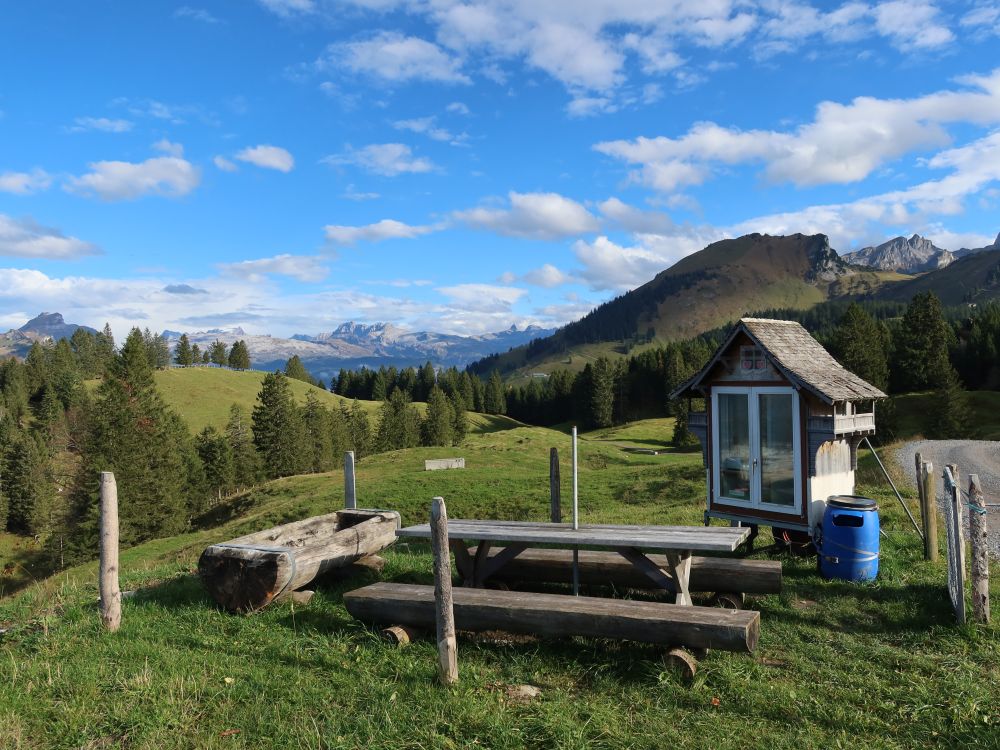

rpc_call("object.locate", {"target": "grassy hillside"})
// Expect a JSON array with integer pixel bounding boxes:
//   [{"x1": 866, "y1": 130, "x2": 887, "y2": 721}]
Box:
[
  {"x1": 153, "y1": 368, "x2": 381, "y2": 434},
  {"x1": 893, "y1": 390, "x2": 1000, "y2": 441},
  {"x1": 878, "y1": 247, "x2": 1000, "y2": 305},
  {"x1": 1, "y1": 416, "x2": 998, "y2": 748}
]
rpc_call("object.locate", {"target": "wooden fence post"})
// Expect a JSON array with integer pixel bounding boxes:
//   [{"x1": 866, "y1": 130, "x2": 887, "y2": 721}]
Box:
[
  {"x1": 944, "y1": 464, "x2": 966, "y2": 625},
  {"x1": 549, "y1": 447, "x2": 561, "y2": 523},
  {"x1": 344, "y1": 451, "x2": 356, "y2": 509},
  {"x1": 921, "y1": 460, "x2": 938, "y2": 562},
  {"x1": 430, "y1": 496, "x2": 458, "y2": 686},
  {"x1": 99, "y1": 472, "x2": 121, "y2": 632},
  {"x1": 968, "y1": 475, "x2": 990, "y2": 624}
]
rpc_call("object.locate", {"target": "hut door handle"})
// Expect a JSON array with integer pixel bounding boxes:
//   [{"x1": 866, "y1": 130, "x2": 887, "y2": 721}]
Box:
[{"x1": 752, "y1": 458, "x2": 758, "y2": 473}]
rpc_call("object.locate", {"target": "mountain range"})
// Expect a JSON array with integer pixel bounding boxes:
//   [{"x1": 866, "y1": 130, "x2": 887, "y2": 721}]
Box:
[
  {"x1": 0, "y1": 313, "x2": 98, "y2": 359},
  {"x1": 161, "y1": 322, "x2": 556, "y2": 380},
  {"x1": 842, "y1": 232, "x2": 1000, "y2": 273}
]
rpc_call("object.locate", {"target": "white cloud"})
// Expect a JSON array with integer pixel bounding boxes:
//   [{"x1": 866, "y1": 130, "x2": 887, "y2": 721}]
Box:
[
  {"x1": 572, "y1": 235, "x2": 678, "y2": 291},
  {"x1": 962, "y1": 4, "x2": 1000, "y2": 32},
  {"x1": 235, "y1": 144, "x2": 295, "y2": 172},
  {"x1": 65, "y1": 154, "x2": 201, "y2": 201},
  {"x1": 0, "y1": 169, "x2": 52, "y2": 195},
  {"x1": 214, "y1": 155, "x2": 238, "y2": 172},
  {"x1": 152, "y1": 139, "x2": 185, "y2": 157},
  {"x1": 598, "y1": 197, "x2": 675, "y2": 233},
  {"x1": 341, "y1": 184, "x2": 379, "y2": 200},
  {"x1": 393, "y1": 116, "x2": 467, "y2": 145},
  {"x1": 325, "y1": 31, "x2": 470, "y2": 84},
  {"x1": 436, "y1": 283, "x2": 527, "y2": 313},
  {"x1": 456, "y1": 191, "x2": 600, "y2": 240},
  {"x1": 174, "y1": 6, "x2": 222, "y2": 23},
  {"x1": 872, "y1": 0, "x2": 954, "y2": 49},
  {"x1": 0, "y1": 214, "x2": 100, "y2": 259},
  {"x1": 446, "y1": 102, "x2": 470, "y2": 115},
  {"x1": 217, "y1": 254, "x2": 328, "y2": 283},
  {"x1": 258, "y1": 0, "x2": 315, "y2": 16},
  {"x1": 324, "y1": 219, "x2": 435, "y2": 245},
  {"x1": 323, "y1": 143, "x2": 436, "y2": 176},
  {"x1": 68, "y1": 116, "x2": 133, "y2": 133},
  {"x1": 595, "y1": 68, "x2": 1000, "y2": 190},
  {"x1": 522, "y1": 263, "x2": 574, "y2": 288}
]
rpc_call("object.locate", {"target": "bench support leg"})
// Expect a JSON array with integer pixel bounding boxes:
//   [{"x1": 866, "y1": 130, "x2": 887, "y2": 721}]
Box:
[
  {"x1": 471, "y1": 540, "x2": 493, "y2": 587},
  {"x1": 665, "y1": 552, "x2": 693, "y2": 606},
  {"x1": 617, "y1": 548, "x2": 675, "y2": 593}
]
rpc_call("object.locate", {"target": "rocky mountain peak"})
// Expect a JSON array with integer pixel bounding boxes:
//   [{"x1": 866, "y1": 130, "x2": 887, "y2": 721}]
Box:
[
  {"x1": 842, "y1": 233, "x2": 953, "y2": 274},
  {"x1": 805, "y1": 234, "x2": 848, "y2": 282}
]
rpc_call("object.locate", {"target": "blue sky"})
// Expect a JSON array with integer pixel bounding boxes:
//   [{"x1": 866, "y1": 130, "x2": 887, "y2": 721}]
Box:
[{"x1": 1, "y1": 1, "x2": 1000, "y2": 340}]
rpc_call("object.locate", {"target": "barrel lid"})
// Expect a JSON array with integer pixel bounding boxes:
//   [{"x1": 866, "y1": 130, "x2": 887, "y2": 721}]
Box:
[{"x1": 828, "y1": 495, "x2": 878, "y2": 511}]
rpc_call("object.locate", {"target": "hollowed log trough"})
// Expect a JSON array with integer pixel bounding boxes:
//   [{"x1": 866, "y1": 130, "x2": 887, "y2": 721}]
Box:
[{"x1": 199, "y1": 509, "x2": 400, "y2": 612}]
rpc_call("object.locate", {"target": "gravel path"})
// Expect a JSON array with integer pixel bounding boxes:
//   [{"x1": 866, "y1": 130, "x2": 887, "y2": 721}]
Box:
[{"x1": 897, "y1": 440, "x2": 1000, "y2": 559}]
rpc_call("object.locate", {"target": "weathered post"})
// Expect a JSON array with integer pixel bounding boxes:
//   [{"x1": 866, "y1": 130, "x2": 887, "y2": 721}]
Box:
[
  {"x1": 99, "y1": 472, "x2": 122, "y2": 632},
  {"x1": 968, "y1": 475, "x2": 990, "y2": 624},
  {"x1": 920, "y1": 460, "x2": 937, "y2": 561},
  {"x1": 915, "y1": 451, "x2": 926, "y2": 547},
  {"x1": 571, "y1": 427, "x2": 580, "y2": 596},
  {"x1": 430, "y1": 496, "x2": 458, "y2": 685},
  {"x1": 344, "y1": 451, "x2": 356, "y2": 509},
  {"x1": 549, "y1": 447, "x2": 561, "y2": 523}
]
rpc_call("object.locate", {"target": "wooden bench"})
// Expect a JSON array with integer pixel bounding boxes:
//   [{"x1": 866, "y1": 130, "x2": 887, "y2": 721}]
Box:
[
  {"x1": 471, "y1": 547, "x2": 782, "y2": 595},
  {"x1": 344, "y1": 582, "x2": 760, "y2": 652}
]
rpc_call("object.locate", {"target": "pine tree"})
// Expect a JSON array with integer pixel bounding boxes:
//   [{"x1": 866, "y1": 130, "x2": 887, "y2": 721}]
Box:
[
  {"x1": 96, "y1": 323, "x2": 116, "y2": 371},
  {"x1": 143, "y1": 329, "x2": 171, "y2": 369},
  {"x1": 375, "y1": 389, "x2": 421, "y2": 452},
  {"x1": 302, "y1": 392, "x2": 334, "y2": 472},
  {"x1": 484, "y1": 370, "x2": 506, "y2": 415},
  {"x1": 210, "y1": 340, "x2": 228, "y2": 366},
  {"x1": 225, "y1": 403, "x2": 262, "y2": 489},
  {"x1": 892, "y1": 292, "x2": 953, "y2": 393},
  {"x1": 70, "y1": 328, "x2": 100, "y2": 379},
  {"x1": 4, "y1": 431, "x2": 48, "y2": 534},
  {"x1": 371, "y1": 370, "x2": 388, "y2": 401},
  {"x1": 175, "y1": 334, "x2": 194, "y2": 366},
  {"x1": 421, "y1": 387, "x2": 454, "y2": 447},
  {"x1": 284, "y1": 355, "x2": 314, "y2": 385},
  {"x1": 345, "y1": 400, "x2": 372, "y2": 460},
  {"x1": 24, "y1": 342, "x2": 48, "y2": 397},
  {"x1": 191, "y1": 343, "x2": 202, "y2": 364},
  {"x1": 449, "y1": 391, "x2": 468, "y2": 446},
  {"x1": 228, "y1": 340, "x2": 251, "y2": 370},
  {"x1": 252, "y1": 372, "x2": 307, "y2": 477},
  {"x1": 416, "y1": 362, "x2": 436, "y2": 402},
  {"x1": 830, "y1": 303, "x2": 889, "y2": 391},
  {"x1": 588, "y1": 358, "x2": 615, "y2": 428},
  {"x1": 927, "y1": 366, "x2": 972, "y2": 439},
  {"x1": 196, "y1": 426, "x2": 235, "y2": 502},
  {"x1": 70, "y1": 328, "x2": 193, "y2": 550}
]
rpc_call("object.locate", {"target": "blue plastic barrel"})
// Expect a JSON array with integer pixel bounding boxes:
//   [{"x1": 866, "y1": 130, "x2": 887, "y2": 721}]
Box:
[{"x1": 818, "y1": 495, "x2": 880, "y2": 582}]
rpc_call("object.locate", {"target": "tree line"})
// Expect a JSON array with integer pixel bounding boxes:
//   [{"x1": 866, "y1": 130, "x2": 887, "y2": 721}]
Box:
[
  {"x1": 0, "y1": 327, "x2": 466, "y2": 569},
  {"x1": 494, "y1": 293, "x2": 982, "y2": 441}
]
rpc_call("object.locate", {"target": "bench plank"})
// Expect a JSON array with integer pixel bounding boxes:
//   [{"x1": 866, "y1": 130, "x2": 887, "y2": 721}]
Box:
[
  {"x1": 474, "y1": 547, "x2": 782, "y2": 594},
  {"x1": 344, "y1": 582, "x2": 759, "y2": 652}
]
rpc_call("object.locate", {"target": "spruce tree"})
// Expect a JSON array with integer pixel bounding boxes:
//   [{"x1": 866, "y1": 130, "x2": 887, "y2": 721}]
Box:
[
  {"x1": 191, "y1": 343, "x2": 202, "y2": 364},
  {"x1": 831, "y1": 303, "x2": 889, "y2": 391},
  {"x1": 421, "y1": 387, "x2": 454, "y2": 447},
  {"x1": 449, "y1": 391, "x2": 468, "y2": 446},
  {"x1": 371, "y1": 370, "x2": 388, "y2": 401},
  {"x1": 71, "y1": 328, "x2": 192, "y2": 550},
  {"x1": 4, "y1": 431, "x2": 47, "y2": 534},
  {"x1": 252, "y1": 372, "x2": 307, "y2": 477},
  {"x1": 302, "y1": 392, "x2": 334, "y2": 472},
  {"x1": 892, "y1": 292, "x2": 952, "y2": 393},
  {"x1": 484, "y1": 370, "x2": 506, "y2": 415},
  {"x1": 210, "y1": 340, "x2": 228, "y2": 366},
  {"x1": 196, "y1": 426, "x2": 235, "y2": 502},
  {"x1": 417, "y1": 362, "x2": 436, "y2": 402},
  {"x1": 228, "y1": 340, "x2": 251, "y2": 370},
  {"x1": 927, "y1": 366, "x2": 972, "y2": 439},
  {"x1": 95, "y1": 323, "x2": 116, "y2": 371},
  {"x1": 284, "y1": 355, "x2": 314, "y2": 385},
  {"x1": 345, "y1": 400, "x2": 372, "y2": 460},
  {"x1": 375, "y1": 389, "x2": 421, "y2": 452},
  {"x1": 175, "y1": 334, "x2": 194, "y2": 366},
  {"x1": 225, "y1": 403, "x2": 262, "y2": 489}
]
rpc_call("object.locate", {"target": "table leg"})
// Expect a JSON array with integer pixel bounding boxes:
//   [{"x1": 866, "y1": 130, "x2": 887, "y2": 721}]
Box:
[
  {"x1": 617, "y1": 548, "x2": 675, "y2": 593},
  {"x1": 665, "y1": 551, "x2": 693, "y2": 606},
  {"x1": 450, "y1": 540, "x2": 475, "y2": 585},
  {"x1": 471, "y1": 540, "x2": 493, "y2": 587}
]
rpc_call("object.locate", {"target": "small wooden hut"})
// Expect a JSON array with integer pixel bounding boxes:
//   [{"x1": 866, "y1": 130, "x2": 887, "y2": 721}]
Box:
[{"x1": 672, "y1": 318, "x2": 886, "y2": 536}]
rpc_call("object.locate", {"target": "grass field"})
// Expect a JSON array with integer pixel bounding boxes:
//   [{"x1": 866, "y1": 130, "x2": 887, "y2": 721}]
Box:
[
  {"x1": 1, "y1": 417, "x2": 998, "y2": 749},
  {"x1": 893, "y1": 390, "x2": 1000, "y2": 441}
]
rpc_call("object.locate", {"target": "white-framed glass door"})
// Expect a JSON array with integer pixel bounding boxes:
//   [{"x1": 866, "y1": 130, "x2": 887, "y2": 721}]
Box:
[{"x1": 712, "y1": 386, "x2": 801, "y2": 514}]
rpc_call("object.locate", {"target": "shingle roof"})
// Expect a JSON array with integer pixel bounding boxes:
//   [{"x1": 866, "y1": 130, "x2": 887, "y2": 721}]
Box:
[{"x1": 673, "y1": 318, "x2": 887, "y2": 404}]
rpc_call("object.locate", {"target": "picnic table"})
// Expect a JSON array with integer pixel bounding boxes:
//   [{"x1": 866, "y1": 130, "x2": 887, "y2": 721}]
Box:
[{"x1": 397, "y1": 519, "x2": 750, "y2": 606}]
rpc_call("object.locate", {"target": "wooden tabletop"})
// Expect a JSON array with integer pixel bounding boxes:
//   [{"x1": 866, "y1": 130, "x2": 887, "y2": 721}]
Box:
[{"x1": 397, "y1": 519, "x2": 750, "y2": 552}]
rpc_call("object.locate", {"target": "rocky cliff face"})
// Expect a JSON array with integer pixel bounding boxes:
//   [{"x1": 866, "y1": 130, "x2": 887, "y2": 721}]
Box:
[
  {"x1": 842, "y1": 234, "x2": 953, "y2": 273},
  {"x1": 806, "y1": 234, "x2": 850, "y2": 282}
]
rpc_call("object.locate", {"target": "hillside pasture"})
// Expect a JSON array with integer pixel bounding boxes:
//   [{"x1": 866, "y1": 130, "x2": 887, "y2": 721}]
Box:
[{"x1": 1, "y1": 418, "x2": 998, "y2": 748}]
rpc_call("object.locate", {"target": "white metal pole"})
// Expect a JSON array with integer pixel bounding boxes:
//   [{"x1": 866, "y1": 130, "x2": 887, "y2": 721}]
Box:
[{"x1": 572, "y1": 426, "x2": 579, "y2": 596}]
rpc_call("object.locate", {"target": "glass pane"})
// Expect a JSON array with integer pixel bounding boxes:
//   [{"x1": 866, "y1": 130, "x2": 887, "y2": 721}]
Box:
[
  {"x1": 718, "y1": 393, "x2": 750, "y2": 500},
  {"x1": 759, "y1": 393, "x2": 795, "y2": 506}
]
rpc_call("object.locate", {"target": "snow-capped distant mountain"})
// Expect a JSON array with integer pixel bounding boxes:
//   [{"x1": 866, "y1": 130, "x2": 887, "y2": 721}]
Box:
[{"x1": 164, "y1": 322, "x2": 557, "y2": 380}]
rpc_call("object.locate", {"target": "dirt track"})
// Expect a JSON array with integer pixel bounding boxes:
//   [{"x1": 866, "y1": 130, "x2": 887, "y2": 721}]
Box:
[{"x1": 897, "y1": 440, "x2": 1000, "y2": 558}]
